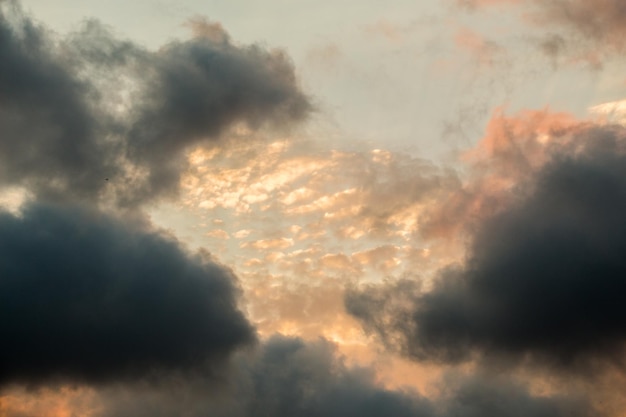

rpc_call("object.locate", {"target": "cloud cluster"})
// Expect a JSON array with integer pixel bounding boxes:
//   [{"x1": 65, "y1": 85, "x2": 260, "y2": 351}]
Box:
[
  {"x1": 0, "y1": 1, "x2": 310, "y2": 207},
  {"x1": 0, "y1": 0, "x2": 309, "y2": 392},
  {"x1": 3, "y1": 336, "x2": 594, "y2": 417},
  {"x1": 348, "y1": 113, "x2": 626, "y2": 374},
  {"x1": 0, "y1": 203, "x2": 254, "y2": 386},
  {"x1": 1, "y1": 0, "x2": 621, "y2": 415},
  {"x1": 172, "y1": 139, "x2": 464, "y2": 343},
  {"x1": 181, "y1": 138, "x2": 458, "y2": 265}
]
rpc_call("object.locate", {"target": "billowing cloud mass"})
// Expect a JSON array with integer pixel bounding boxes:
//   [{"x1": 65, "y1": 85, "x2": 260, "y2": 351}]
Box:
[
  {"x1": 2, "y1": 336, "x2": 589, "y2": 417},
  {"x1": 420, "y1": 109, "x2": 591, "y2": 240},
  {"x1": 4, "y1": 0, "x2": 626, "y2": 415},
  {"x1": 0, "y1": 1, "x2": 310, "y2": 207},
  {"x1": 0, "y1": 203, "x2": 254, "y2": 386},
  {"x1": 0, "y1": 3, "x2": 109, "y2": 202},
  {"x1": 98, "y1": 336, "x2": 431, "y2": 417},
  {"x1": 348, "y1": 116, "x2": 626, "y2": 371}
]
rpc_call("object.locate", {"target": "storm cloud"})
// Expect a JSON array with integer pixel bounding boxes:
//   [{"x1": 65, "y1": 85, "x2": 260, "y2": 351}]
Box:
[
  {"x1": 0, "y1": 203, "x2": 254, "y2": 386},
  {"x1": 0, "y1": 2, "x2": 114, "y2": 202},
  {"x1": 0, "y1": 1, "x2": 310, "y2": 206},
  {"x1": 348, "y1": 124, "x2": 626, "y2": 371},
  {"x1": 87, "y1": 336, "x2": 595, "y2": 417}
]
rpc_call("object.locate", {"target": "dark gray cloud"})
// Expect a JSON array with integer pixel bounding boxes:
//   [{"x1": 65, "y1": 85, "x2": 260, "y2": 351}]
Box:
[
  {"x1": 437, "y1": 373, "x2": 594, "y2": 417},
  {"x1": 0, "y1": 1, "x2": 310, "y2": 206},
  {"x1": 348, "y1": 126, "x2": 626, "y2": 371},
  {"x1": 62, "y1": 336, "x2": 431, "y2": 417},
  {"x1": 235, "y1": 336, "x2": 427, "y2": 417},
  {"x1": 89, "y1": 336, "x2": 595, "y2": 417},
  {"x1": 122, "y1": 31, "x2": 311, "y2": 205},
  {"x1": 0, "y1": 203, "x2": 255, "y2": 386},
  {"x1": 0, "y1": 2, "x2": 116, "y2": 202}
]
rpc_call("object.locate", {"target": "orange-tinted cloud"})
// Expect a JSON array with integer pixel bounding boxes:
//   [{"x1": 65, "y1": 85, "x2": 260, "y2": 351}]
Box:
[
  {"x1": 420, "y1": 108, "x2": 594, "y2": 241},
  {"x1": 454, "y1": 27, "x2": 503, "y2": 68},
  {"x1": 459, "y1": 0, "x2": 626, "y2": 57},
  {"x1": 0, "y1": 386, "x2": 99, "y2": 417},
  {"x1": 181, "y1": 137, "x2": 458, "y2": 258},
  {"x1": 456, "y1": 0, "x2": 521, "y2": 9},
  {"x1": 364, "y1": 19, "x2": 406, "y2": 42},
  {"x1": 184, "y1": 17, "x2": 230, "y2": 43}
]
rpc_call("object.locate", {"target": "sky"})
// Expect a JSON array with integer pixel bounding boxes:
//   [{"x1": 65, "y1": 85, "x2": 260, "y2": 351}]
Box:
[{"x1": 2, "y1": 0, "x2": 626, "y2": 416}]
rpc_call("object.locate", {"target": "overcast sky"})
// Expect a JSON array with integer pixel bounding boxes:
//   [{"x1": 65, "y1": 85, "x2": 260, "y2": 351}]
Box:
[{"x1": 3, "y1": 0, "x2": 626, "y2": 416}]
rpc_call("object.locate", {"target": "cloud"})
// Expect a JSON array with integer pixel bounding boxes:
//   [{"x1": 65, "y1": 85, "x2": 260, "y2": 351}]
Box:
[
  {"x1": 530, "y1": 0, "x2": 626, "y2": 51},
  {"x1": 0, "y1": 2, "x2": 113, "y2": 203},
  {"x1": 420, "y1": 109, "x2": 590, "y2": 241},
  {"x1": 228, "y1": 336, "x2": 428, "y2": 417},
  {"x1": 0, "y1": 203, "x2": 254, "y2": 386},
  {"x1": 456, "y1": 0, "x2": 521, "y2": 9},
  {"x1": 457, "y1": 0, "x2": 626, "y2": 58},
  {"x1": 0, "y1": 1, "x2": 310, "y2": 207},
  {"x1": 241, "y1": 237, "x2": 294, "y2": 250},
  {"x1": 589, "y1": 99, "x2": 626, "y2": 125},
  {"x1": 121, "y1": 29, "x2": 311, "y2": 205},
  {"x1": 434, "y1": 373, "x2": 593, "y2": 417},
  {"x1": 0, "y1": 386, "x2": 99, "y2": 417},
  {"x1": 348, "y1": 113, "x2": 626, "y2": 372},
  {"x1": 183, "y1": 139, "x2": 457, "y2": 242},
  {"x1": 241, "y1": 273, "x2": 365, "y2": 342},
  {"x1": 454, "y1": 27, "x2": 504, "y2": 68},
  {"x1": 4, "y1": 336, "x2": 594, "y2": 417}
]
